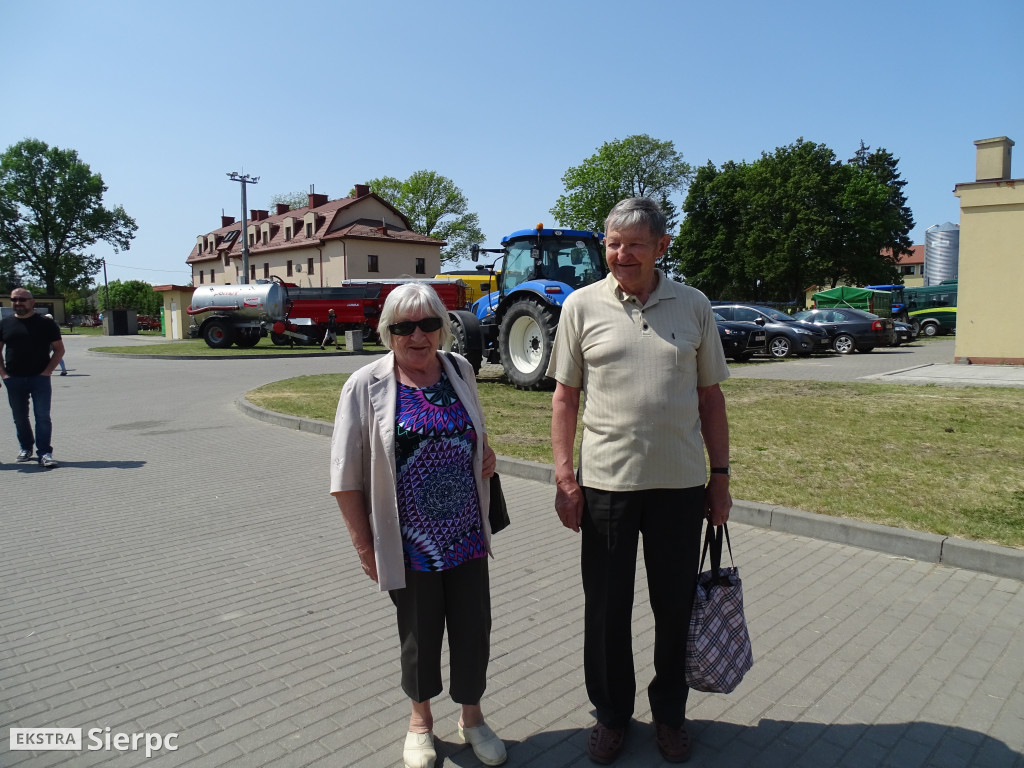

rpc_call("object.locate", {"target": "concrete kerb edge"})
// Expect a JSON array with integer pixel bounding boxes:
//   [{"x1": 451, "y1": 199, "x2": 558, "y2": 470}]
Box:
[{"x1": 238, "y1": 404, "x2": 1024, "y2": 582}]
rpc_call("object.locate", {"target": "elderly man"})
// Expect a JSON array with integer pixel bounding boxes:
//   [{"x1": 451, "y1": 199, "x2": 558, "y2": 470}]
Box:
[
  {"x1": 547, "y1": 198, "x2": 732, "y2": 764},
  {"x1": 0, "y1": 289, "x2": 65, "y2": 467}
]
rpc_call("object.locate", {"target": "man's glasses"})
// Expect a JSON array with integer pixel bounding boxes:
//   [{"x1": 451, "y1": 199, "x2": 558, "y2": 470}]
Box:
[{"x1": 388, "y1": 317, "x2": 444, "y2": 336}]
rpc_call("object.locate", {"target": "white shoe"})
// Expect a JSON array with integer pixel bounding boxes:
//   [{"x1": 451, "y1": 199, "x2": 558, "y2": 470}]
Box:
[
  {"x1": 403, "y1": 730, "x2": 435, "y2": 768},
  {"x1": 459, "y1": 722, "x2": 507, "y2": 766}
]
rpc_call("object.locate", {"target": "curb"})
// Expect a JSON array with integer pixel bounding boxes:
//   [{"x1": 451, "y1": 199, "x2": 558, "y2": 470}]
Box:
[{"x1": 237, "y1": 398, "x2": 1024, "y2": 582}]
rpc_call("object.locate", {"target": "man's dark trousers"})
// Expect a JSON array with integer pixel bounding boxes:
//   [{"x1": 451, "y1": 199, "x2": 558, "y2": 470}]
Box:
[
  {"x1": 581, "y1": 486, "x2": 704, "y2": 729},
  {"x1": 5, "y1": 375, "x2": 53, "y2": 456}
]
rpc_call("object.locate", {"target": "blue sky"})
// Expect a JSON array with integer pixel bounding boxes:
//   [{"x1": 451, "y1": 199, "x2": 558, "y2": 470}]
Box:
[{"x1": 2, "y1": 0, "x2": 1021, "y2": 286}]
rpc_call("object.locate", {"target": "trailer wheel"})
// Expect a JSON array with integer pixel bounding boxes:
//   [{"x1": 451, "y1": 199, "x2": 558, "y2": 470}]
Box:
[
  {"x1": 449, "y1": 314, "x2": 482, "y2": 374},
  {"x1": 234, "y1": 329, "x2": 261, "y2": 348},
  {"x1": 270, "y1": 332, "x2": 291, "y2": 346},
  {"x1": 203, "y1": 320, "x2": 234, "y2": 349},
  {"x1": 498, "y1": 299, "x2": 556, "y2": 390}
]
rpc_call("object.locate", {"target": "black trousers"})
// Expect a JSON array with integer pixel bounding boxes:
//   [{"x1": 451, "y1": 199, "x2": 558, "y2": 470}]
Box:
[
  {"x1": 388, "y1": 557, "x2": 491, "y2": 704},
  {"x1": 582, "y1": 486, "x2": 704, "y2": 729}
]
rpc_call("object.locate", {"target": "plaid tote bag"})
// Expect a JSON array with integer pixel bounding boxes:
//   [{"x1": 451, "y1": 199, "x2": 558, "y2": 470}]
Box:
[{"x1": 685, "y1": 523, "x2": 754, "y2": 693}]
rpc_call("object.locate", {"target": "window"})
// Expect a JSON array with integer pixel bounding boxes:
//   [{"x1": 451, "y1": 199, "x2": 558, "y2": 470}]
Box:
[
  {"x1": 368, "y1": 254, "x2": 379, "y2": 272},
  {"x1": 224, "y1": 254, "x2": 230, "y2": 267},
  {"x1": 210, "y1": 270, "x2": 214, "y2": 284},
  {"x1": 199, "y1": 271, "x2": 204, "y2": 284},
  {"x1": 263, "y1": 263, "x2": 269, "y2": 279},
  {"x1": 306, "y1": 222, "x2": 313, "y2": 238},
  {"x1": 307, "y1": 257, "x2": 314, "y2": 275},
  {"x1": 250, "y1": 265, "x2": 256, "y2": 280},
  {"x1": 286, "y1": 260, "x2": 293, "y2": 277},
  {"x1": 262, "y1": 231, "x2": 268, "y2": 245},
  {"x1": 285, "y1": 227, "x2": 292, "y2": 241},
  {"x1": 416, "y1": 258, "x2": 425, "y2": 275},
  {"x1": 900, "y1": 265, "x2": 916, "y2": 276}
]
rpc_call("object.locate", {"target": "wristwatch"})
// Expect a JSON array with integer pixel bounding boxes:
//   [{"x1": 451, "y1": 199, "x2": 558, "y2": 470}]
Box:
[{"x1": 710, "y1": 466, "x2": 731, "y2": 477}]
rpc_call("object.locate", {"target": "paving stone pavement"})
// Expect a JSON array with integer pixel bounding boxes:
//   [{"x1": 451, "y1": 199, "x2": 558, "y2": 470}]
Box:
[{"x1": 2, "y1": 335, "x2": 1022, "y2": 767}]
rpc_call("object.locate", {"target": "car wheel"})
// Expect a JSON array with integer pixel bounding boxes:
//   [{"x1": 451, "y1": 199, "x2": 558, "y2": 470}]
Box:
[
  {"x1": 922, "y1": 322, "x2": 939, "y2": 337},
  {"x1": 768, "y1": 336, "x2": 792, "y2": 358},
  {"x1": 833, "y1": 334, "x2": 856, "y2": 355}
]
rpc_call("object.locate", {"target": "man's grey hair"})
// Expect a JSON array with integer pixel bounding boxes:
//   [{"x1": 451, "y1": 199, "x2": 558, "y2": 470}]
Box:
[
  {"x1": 604, "y1": 197, "x2": 667, "y2": 239},
  {"x1": 377, "y1": 282, "x2": 453, "y2": 351}
]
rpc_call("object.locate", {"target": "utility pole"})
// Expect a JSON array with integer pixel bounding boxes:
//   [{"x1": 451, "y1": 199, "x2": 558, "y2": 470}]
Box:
[{"x1": 227, "y1": 172, "x2": 259, "y2": 283}]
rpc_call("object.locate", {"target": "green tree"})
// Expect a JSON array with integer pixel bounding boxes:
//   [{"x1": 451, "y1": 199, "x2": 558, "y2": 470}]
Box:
[
  {"x1": 97, "y1": 279, "x2": 160, "y2": 315},
  {"x1": 0, "y1": 139, "x2": 137, "y2": 295},
  {"x1": 550, "y1": 134, "x2": 694, "y2": 234},
  {"x1": 672, "y1": 139, "x2": 913, "y2": 302},
  {"x1": 357, "y1": 171, "x2": 484, "y2": 263},
  {"x1": 267, "y1": 191, "x2": 309, "y2": 211}
]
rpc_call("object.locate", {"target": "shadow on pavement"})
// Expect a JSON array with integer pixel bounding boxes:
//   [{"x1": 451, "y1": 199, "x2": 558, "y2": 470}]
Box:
[
  {"x1": 435, "y1": 719, "x2": 1023, "y2": 767},
  {"x1": 0, "y1": 460, "x2": 146, "y2": 471}
]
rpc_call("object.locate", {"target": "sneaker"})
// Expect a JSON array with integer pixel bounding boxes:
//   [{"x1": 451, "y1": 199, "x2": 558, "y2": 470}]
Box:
[
  {"x1": 60, "y1": 371, "x2": 67, "y2": 376},
  {"x1": 16, "y1": 449, "x2": 33, "y2": 462},
  {"x1": 39, "y1": 453, "x2": 59, "y2": 468}
]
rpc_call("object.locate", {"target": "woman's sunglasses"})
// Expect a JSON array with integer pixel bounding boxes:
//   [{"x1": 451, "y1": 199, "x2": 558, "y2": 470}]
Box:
[{"x1": 388, "y1": 317, "x2": 444, "y2": 336}]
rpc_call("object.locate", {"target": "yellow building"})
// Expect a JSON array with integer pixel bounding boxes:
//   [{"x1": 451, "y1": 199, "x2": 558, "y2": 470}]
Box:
[
  {"x1": 953, "y1": 137, "x2": 1024, "y2": 365},
  {"x1": 187, "y1": 185, "x2": 443, "y2": 287}
]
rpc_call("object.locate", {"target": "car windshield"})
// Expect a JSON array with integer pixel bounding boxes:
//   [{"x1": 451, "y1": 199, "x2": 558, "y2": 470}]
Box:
[
  {"x1": 792, "y1": 311, "x2": 812, "y2": 322},
  {"x1": 758, "y1": 306, "x2": 793, "y2": 322},
  {"x1": 713, "y1": 312, "x2": 726, "y2": 321}
]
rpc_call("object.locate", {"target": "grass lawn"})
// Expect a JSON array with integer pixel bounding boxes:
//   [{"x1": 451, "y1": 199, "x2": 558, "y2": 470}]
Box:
[
  {"x1": 246, "y1": 374, "x2": 1024, "y2": 549},
  {"x1": 86, "y1": 333, "x2": 384, "y2": 356}
]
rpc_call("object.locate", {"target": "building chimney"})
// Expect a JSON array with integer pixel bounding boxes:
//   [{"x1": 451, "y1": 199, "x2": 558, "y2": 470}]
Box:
[
  {"x1": 275, "y1": 203, "x2": 291, "y2": 215},
  {"x1": 354, "y1": 184, "x2": 370, "y2": 198},
  {"x1": 221, "y1": 215, "x2": 236, "y2": 228},
  {"x1": 250, "y1": 209, "x2": 269, "y2": 221},
  {"x1": 974, "y1": 136, "x2": 1014, "y2": 181},
  {"x1": 308, "y1": 193, "x2": 329, "y2": 209}
]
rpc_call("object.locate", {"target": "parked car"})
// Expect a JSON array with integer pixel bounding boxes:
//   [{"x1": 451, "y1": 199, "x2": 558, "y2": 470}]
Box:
[
  {"x1": 713, "y1": 312, "x2": 767, "y2": 362},
  {"x1": 792, "y1": 307, "x2": 894, "y2": 354},
  {"x1": 890, "y1": 320, "x2": 916, "y2": 346},
  {"x1": 712, "y1": 304, "x2": 832, "y2": 358}
]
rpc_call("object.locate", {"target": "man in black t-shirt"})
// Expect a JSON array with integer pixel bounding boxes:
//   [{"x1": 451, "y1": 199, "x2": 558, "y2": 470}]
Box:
[{"x1": 0, "y1": 289, "x2": 65, "y2": 468}]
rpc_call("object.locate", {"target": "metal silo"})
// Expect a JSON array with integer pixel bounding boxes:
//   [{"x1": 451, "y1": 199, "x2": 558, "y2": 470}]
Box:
[{"x1": 924, "y1": 222, "x2": 959, "y2": 285}]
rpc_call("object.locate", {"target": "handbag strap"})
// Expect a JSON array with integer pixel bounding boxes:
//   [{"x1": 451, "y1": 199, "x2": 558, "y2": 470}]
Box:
[
  {"x1": 698, "y1": 522, "x2": 736, "y2": 585},
  {"x1": 443, "y1": 351, "x2": 465, "y2": 381}
]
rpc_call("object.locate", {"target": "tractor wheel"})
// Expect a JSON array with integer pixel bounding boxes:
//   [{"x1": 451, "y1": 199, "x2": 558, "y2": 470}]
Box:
[
  {"x1": 203, "y1": 320, "x2": 234, "y2": 349},
  {"x1": 449, "y1": 313, "x2": 483, "y2": 374},
  {"x1": 234, "y1": 329, "x2": 261, "y2": 348},
  {"x1": 498, "y1": 300, "x2": 556, "y2": 390}
]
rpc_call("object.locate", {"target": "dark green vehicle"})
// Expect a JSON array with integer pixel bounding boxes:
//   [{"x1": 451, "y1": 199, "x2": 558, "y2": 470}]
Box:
[{"x1": 905, "y1": 282, "x2": 957, "y2": 336}]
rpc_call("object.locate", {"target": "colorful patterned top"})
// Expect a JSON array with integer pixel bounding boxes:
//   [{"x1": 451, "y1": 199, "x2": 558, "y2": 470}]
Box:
[{"x1": 395, "y1": 372, "x2": 486, "y2": 571}]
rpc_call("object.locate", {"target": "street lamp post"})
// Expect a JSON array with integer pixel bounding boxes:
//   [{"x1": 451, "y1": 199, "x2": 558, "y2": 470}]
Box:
[{"x1": 227, "y1": 172, "x2": 259, "y2": 283}]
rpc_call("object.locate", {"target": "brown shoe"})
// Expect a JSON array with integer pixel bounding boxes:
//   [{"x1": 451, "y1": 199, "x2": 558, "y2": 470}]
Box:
[
  {"x1": 587, "y1": 722, "x2": 625, "y2": 764},
  {"x1": 654, "y1": 721, "x2": 692, "y2": 763}
]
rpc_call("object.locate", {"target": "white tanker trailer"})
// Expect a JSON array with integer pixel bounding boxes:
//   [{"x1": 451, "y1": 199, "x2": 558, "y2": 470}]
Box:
[{"x1": 187, "y1": 282, "x2": 287, "y2": 349}]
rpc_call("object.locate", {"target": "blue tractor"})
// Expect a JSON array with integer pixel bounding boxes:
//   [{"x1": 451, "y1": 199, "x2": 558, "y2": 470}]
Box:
[{"x1": 447, "y1": 224, "x2": 607, "y2": 390}]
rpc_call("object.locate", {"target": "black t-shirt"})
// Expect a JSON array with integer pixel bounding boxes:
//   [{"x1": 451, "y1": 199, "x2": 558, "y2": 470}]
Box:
[{"x1": 0, "y1": 314, "x2": 61, "y2": 376}]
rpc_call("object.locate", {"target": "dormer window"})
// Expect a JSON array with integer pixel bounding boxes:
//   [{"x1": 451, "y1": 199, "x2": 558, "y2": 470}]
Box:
[
  {"x1": 262, "y1": 231, "x2": 268, "y2": 245},
  {"x1": 306, "y1": 222, "x2": 313, "y2": 238},
  {"x1": 285, "y1": 226, "x2": 292, "y2": 241}
]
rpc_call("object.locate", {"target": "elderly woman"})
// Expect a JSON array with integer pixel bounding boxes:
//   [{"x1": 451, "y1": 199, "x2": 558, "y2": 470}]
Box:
[{"x1": 330, "y1": 283, "x2": 506, "y2": 768}]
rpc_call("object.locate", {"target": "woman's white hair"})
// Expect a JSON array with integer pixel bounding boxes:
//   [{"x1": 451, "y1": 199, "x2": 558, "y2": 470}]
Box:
[{"x1": 377, "y1": 282, "x2": 453, "y2": 351}]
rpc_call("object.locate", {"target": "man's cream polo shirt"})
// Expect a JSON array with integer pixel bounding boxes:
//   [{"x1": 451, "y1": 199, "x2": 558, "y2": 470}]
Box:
[{"x1": 547, "y1": 270, "x2": 730, "y2": 492}]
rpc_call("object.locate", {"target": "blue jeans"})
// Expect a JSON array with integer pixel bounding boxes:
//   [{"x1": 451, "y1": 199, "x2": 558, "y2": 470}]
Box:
[{"x1": 4, "y1": 375, "x2": 53, "y2": 456}]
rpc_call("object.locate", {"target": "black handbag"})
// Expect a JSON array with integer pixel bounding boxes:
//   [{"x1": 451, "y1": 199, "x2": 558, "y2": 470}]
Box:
[{"x1": 444, "y1": 352, "x2": 510, "y2": 534}]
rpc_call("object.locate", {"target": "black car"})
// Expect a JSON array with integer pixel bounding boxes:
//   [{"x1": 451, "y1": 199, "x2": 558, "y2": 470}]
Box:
[
  {"x1": 712, "y1": 304, "x2": 832, "y2": 358},
  {"x1": 713, "y1": 312, "x2": 767, "y2": 362},
  {"x1": 793, "y1": 308, "x2": 895, "y2": 354},
  {"x1": 890, "y1": 320, "x2": 916, "y2": 346}
]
